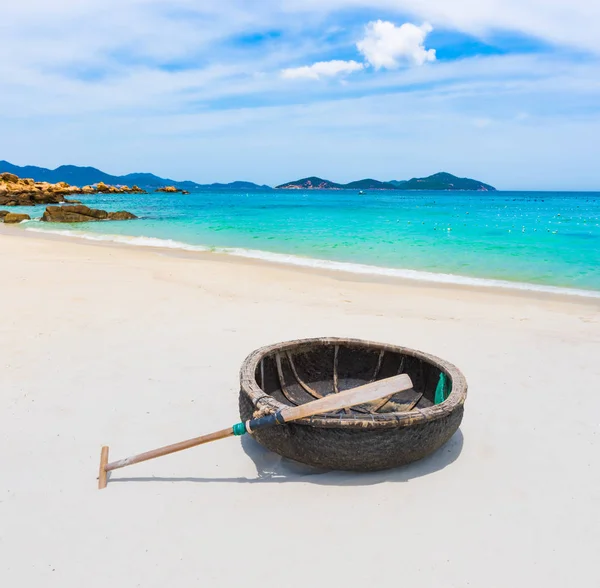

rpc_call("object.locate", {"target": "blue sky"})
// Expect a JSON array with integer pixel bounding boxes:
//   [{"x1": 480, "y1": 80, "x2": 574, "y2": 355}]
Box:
[{"x1": 1, "y1": 0, "x2": 599, "y2": 190}]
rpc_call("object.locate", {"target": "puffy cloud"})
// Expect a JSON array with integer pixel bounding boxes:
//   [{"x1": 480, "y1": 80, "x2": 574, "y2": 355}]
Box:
[
  {"x1": 281, "y1": 20, "x2": 435, "y2": 80},
  {"x1": 357, "y1": 20, "x2": 436, "y2": 69},
  {"x1": 281, "y1": 59, "x2": 364, "y2": 79}
]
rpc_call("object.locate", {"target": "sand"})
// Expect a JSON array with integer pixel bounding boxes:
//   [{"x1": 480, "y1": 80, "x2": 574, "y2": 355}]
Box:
[{"x1": 1, "y1": 226, "x2": 599, "y2": 587}]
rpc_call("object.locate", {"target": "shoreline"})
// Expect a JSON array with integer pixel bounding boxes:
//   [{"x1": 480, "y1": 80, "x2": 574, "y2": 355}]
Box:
[{"x1": 3, "y1": 222, "x2": 599, "y2": 306}]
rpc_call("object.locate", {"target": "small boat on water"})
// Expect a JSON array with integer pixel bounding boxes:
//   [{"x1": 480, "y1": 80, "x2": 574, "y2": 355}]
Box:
[
  {"x1": 239, "y1": 337, "x2": 467, "y2": 471},
  {"x1": 358, "y1": 190, "x2": 365, "y2": 194}
]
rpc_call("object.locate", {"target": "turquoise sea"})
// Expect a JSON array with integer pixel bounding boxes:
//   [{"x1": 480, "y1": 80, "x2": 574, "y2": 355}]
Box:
[{"x1": 21, "y1": 189, "x2": 600, "y2": 296}]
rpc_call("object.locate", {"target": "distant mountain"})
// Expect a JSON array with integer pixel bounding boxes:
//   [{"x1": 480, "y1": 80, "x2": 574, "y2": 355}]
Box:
[
  {"x1": 204, "y1": 181, "x2": 272, "y2": 191},
  {"x1": 276, "y1": 177, "x2": 344, "y2": 190},
  {"x1": 276, "y1": 177, "x2": 395, "y2": 190},
  {"x1": 0, "y1": 161, "x2": 495, "y2": 192},
  {"x1": 0, "y1": 161, "x2": 269, "y2": 191},
  {"x1": 278, "y1": 172, "x2": 495, "y2": 191},
  {"x1": 390, "y1": 172, "x2": 496, "y2": 191},
  {"x1": 344, "y1": 179, "x2": 398, "y2": 190}
]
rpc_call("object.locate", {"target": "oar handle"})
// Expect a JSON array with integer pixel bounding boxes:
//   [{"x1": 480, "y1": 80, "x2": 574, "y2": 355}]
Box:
[{"x1": 104, "y1": 427, "x2": 235, "y2": 473}]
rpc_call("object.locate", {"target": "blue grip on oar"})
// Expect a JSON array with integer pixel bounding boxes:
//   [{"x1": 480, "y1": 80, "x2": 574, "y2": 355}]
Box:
[
  {"x1": 232, "y1": 422, "x2": 247, "y2": 436},
  {"x1": 247, "y1": 411, "x2": 285, "y2": 432}
]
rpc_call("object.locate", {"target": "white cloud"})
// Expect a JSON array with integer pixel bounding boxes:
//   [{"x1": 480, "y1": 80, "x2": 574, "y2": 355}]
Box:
[
  {"x1": 357, "y1": 21, "x2": 436, "y2": 69},
  {"x1": 281, "y1": 20, "x2": 435, "y2": 80},
  {"x1": 281, "y1": 60, "x2": 364, "y2": 79}
]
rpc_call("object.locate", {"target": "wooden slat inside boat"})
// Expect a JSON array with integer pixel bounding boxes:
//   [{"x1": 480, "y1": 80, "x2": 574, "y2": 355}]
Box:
[{"x1": 239, "y1": 338, "x2": 467, "y2": 471}]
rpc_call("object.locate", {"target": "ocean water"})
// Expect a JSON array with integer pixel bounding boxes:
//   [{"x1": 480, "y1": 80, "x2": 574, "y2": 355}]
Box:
[{"x1": 20, "y1": 189, "x2": 600, "y2": 296}]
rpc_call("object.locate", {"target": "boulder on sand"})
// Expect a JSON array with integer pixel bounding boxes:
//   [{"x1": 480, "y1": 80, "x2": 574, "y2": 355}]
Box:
[
  {"x1": 3, "y1": 213, "x2": 31, "y2": 223},
  {"x1": 0, "y1": 210, "x2": 9, "y2": 219},
  {"x1": 41, "y1": 205, "x2": 137, "y2": 223}
]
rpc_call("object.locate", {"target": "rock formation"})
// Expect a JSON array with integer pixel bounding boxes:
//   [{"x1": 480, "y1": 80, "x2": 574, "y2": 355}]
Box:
[
  {"x1": 41, "y1": 205, "x2": 137, "y2": 223},
  {"x1": 2, "y1": 213, "x2": 31, "y2": 223},
  {"x1": 91, "y1": 182, "x2": 146, "y2": 194},
  {"x1": 107, "y1": 211, "x2": 137, "y2": 220},
  {"x1": 1, "y1": 172, "x2": 70, "y2": 205},
  {"x1": 156, "y1": 186, "x2": 190, "y2": 194},
  {"x1": 0, "y1": 172, "x2": 147, "y2": 206}
]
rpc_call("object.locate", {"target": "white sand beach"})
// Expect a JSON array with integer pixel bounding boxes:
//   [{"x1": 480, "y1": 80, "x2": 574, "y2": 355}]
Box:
[{"x1": 1, "y1": 226, "x2": 599, "y2": 588}]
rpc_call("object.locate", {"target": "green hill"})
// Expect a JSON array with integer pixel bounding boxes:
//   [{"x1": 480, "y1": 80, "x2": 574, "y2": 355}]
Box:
[
  {"x1": 344, "y1": 179, "x2": 398, "y2": 190},
  {"x1": 275, "y1": 177, "x2": 344, "y2": 189},
  {"x1": 391, "y1": 172, "x2": 496, "y2": 191}
]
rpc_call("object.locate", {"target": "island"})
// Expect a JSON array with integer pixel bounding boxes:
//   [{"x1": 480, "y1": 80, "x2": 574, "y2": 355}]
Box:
[
  {"x1": 389, "y1": 172, "x2": 496, "y2": 191},
  {"x1": 276, "y1": 172, "x2": 496, "y2": 191}
]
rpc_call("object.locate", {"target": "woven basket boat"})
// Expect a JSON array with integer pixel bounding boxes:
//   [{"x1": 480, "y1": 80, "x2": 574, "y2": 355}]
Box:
[{"x1": 239, "y1": 338, "x2": 467, "y2": 471}]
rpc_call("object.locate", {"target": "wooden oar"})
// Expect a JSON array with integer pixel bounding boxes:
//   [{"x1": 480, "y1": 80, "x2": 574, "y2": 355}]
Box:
[{"x1": 98, "y1": 373, "x2": 413, "y2": 489}]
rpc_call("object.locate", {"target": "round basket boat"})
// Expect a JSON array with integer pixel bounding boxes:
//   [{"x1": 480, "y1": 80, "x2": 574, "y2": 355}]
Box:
[{"x1": 239, "y1": 338, "x2": 467, "y2": 471}]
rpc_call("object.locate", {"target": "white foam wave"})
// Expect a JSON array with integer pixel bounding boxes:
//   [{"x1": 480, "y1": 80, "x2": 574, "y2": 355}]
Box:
[
  {"x1": 25, "y1": 226, "x2": 600, "y2": 299},
  {"x1": 26, "y1": 227, "x2": 211, "y2": 252}
]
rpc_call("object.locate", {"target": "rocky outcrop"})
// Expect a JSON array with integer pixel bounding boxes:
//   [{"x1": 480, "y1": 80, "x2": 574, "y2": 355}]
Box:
[
  {"x1": 80, "y1": 183, "x2": 143, "y2": 194},
  {"x1": 42, "y1": 205, "x2": 106, "y2": 222},
  {"x1": 41, "y1": 205, "x2": 137, "y2": 223},
  {"x1": 0, "y1": 172, "x2": 147, "y2": 206},
  {"x1": 0, "y1": 172, "x2": 69, "y2": 205},
  {"x1": 156, "y1": 185, "x2": 190, "y2": 194},
  {"x1": 107, "y1": 211, "x2": 137, "y2": 220},
  {"x1": 3, "y1": 213, "x2": 31, "y2": 223},
  {"x1": 96, "y1": 182, "x2": 146, "y2": 194}
]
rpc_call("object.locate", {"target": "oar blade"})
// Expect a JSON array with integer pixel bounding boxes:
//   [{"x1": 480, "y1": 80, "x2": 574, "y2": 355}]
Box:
[{"x1": 280, "y1": 373, "x2": 413, "y2": 422}]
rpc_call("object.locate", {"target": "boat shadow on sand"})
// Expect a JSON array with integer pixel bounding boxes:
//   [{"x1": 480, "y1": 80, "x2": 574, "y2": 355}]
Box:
[{"x1": 109, "y1": 429, "x2": 464, "y2": 487}]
